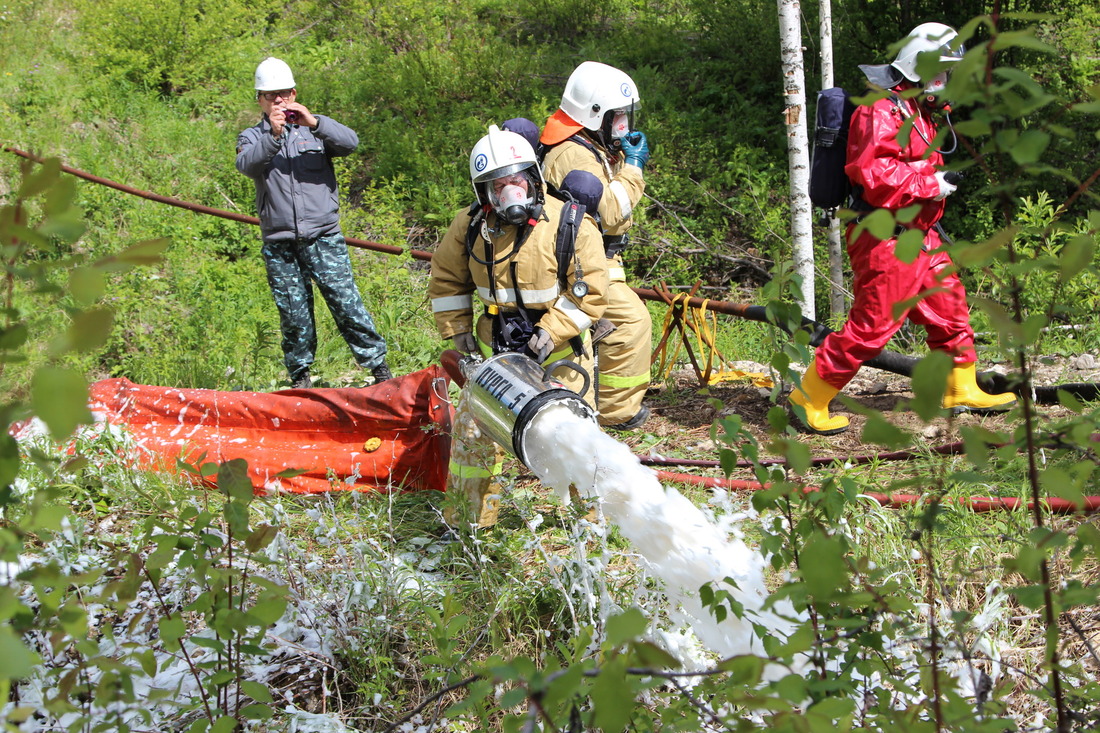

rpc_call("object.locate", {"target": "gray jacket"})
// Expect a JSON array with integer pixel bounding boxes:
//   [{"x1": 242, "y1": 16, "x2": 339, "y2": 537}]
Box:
[{"x1": 236, "y1": 115, "x2": 359, "y2": 243}]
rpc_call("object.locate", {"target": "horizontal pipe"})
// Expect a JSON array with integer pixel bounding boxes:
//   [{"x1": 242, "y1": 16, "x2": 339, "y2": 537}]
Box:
[
  {"x1": 10, "y1": 147, "x2": 1098, "y2": 401},
  {"x1": 3, "y1": 147, "x2": 430, "y2": 262}
]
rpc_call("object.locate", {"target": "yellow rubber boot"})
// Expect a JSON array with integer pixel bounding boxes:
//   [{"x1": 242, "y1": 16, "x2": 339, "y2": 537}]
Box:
[
  {"x1": 789, "y1": 360, "x2": 850, "y2": 435},
  {"x1": 943, "y1": 363, "x2": 1016, "y2": 414}
]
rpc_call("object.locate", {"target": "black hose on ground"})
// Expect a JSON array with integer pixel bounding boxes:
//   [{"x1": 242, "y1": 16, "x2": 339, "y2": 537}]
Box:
[{"x1": 714, "y1": 303, "x2": 1098, "y2": 405}]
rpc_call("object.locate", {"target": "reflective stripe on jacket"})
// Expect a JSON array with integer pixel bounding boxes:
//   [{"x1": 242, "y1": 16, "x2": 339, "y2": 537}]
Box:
[{"x1": 429, "y1": 196, "x2": 609, "y2": 349}]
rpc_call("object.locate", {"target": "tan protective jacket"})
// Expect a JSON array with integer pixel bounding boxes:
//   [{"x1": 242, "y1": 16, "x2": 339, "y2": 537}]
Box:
[
  {"x1": 429, "y1": 195, "x2": 609, "y2": 350},
  {"x1": 542, "y1": 137, "x2": 645, "y2": 237}
]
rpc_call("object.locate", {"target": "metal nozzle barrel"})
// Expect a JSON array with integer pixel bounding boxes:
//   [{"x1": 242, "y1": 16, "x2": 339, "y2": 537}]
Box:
[{"x1": 439, "y1": 350, "x2": 597, "y2": 466}]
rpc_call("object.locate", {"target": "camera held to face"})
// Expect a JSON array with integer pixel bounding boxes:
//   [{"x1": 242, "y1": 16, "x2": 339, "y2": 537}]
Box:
[{"x1": 283, "y1": 109, "x2": 298, "y2": 124}]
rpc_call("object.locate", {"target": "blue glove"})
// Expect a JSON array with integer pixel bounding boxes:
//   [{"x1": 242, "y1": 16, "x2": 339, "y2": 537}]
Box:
[{"x1": 621, "y1": 131, "x2": 650, "y2": 170}]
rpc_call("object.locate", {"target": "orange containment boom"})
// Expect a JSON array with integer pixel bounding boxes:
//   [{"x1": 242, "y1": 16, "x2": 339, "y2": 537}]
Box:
[{"x1": 86, "y1": 367, "x2": 454, "y2": 494}]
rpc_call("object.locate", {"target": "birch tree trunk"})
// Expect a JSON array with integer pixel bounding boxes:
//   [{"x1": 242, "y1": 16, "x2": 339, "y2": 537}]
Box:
[
  {"x1": 820, "y1": 0, "x2": 847, "y2": 319},
  {"x1": 778, "y1": 0, "x2": 815, "y2": 321}
]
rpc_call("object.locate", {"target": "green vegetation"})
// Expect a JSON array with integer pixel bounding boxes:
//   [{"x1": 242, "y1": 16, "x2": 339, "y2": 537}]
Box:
[{"x1": 2, "y1": 0, "x2": 1099, "y2": 731}]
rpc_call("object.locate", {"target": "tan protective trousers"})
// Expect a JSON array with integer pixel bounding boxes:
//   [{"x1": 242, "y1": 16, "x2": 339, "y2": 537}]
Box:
[{"x1": 595, "y1": 261, "x2": 652, "y2": 426}]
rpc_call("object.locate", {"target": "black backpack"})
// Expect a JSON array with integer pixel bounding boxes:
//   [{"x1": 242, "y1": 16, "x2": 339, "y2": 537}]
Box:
[{"x1": 808, "y1": 87, "x2": 856, "y2": 213}]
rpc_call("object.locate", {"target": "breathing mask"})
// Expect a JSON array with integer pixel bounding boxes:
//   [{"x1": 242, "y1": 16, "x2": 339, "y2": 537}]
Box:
[{"x1": 489, "y1": 172, "x2": 535, "y2": 226}]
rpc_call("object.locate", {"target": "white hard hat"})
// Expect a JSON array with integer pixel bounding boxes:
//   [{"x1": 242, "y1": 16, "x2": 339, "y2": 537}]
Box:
[
  {"x1": 891, "y1": 23, "x2": 963, "y2": 83},
  {"x1": 559, "y1": 61, "x2": 641, "y2": 132},
  {"x1": 469, "y1": 125, "x2": 544, "y2": 219},
  {"x1": 254, "y1": 57, "x2": 296, "y2": 91}
]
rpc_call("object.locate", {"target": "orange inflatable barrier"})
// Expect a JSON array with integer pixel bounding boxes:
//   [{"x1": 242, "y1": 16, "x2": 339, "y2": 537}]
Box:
[{"x1": 84, "y1": 367, "x2": 453, "y2": 494}]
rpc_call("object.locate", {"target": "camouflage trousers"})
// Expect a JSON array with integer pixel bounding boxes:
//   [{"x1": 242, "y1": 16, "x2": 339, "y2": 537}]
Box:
[{"x1": 261, "y1": 233, "x2": 387, "y2": 381}]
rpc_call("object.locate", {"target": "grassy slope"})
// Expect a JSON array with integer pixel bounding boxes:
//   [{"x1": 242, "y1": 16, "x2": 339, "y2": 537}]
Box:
[{"x1": 3, "y1": 0, "x2": 1100, "y2": 729}]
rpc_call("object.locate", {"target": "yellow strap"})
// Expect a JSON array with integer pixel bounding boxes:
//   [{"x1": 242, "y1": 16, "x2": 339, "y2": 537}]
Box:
[
  {"x1": 653, "y1": 293, "x2": 687, "y2": 380},
  {"x1": 651, "y1": 293, "x2": 775, "y2": 388}
]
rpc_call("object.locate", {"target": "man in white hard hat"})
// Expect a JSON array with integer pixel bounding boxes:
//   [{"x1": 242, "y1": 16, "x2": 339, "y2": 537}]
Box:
[
  {"x1": 790, "y1": 24, "x2": 1015, "y2": 435},
  {"x1": 429, "y1": 125, "x2": 609, "y2": 526},
  {"x1": 540, "y1": 61, "x2": 653, "y2": 432},
  {"x1": 236, "y1": 57, "x2": 391, "y2": 389}
]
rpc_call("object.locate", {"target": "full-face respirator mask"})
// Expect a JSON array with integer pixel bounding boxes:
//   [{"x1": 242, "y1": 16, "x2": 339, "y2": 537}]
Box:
[{"x1": 488, "y1": 171, "x2": 537, "y2": 226}]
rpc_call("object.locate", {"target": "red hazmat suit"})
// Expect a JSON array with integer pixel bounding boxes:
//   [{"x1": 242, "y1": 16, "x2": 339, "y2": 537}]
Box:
[{"x1": 814, "y1": 90, "x2": 976, "y2": 389}]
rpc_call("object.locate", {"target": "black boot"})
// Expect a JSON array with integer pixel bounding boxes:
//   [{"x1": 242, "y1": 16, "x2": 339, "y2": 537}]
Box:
[
  {"x1": 291, "y1": 372, "x2": 312, "y2": 389},
  {"x1": 370, "y1": 363, "x2": 393, "y2": 383}
]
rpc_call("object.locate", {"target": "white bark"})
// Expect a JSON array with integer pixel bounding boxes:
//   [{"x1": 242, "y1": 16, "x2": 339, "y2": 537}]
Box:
[
  {"x1": 820, "y1": 0, "x2": 846, "y2": 318},
  {"x1": 778, "y1": 0, "x2": 815, "y2": 320}
]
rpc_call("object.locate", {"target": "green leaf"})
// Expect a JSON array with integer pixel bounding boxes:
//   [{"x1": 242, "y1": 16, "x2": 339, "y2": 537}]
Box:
[
  {"x1": 855, "y1": 209, "x2": 897, "y2": 241},
  {"x1": 30, "y1": 367, "x2": 92, "y2": 442},
  {"x1": 910, "y1": 351, "x2": 952, "y2": 421},
  {"x1": 860, "y1": 412, "x2": 910, "y2": 450},
  {"x1": 605, "y1": 607, "x2": 646, "y2": 648},
  {"x1": 139, "y1": 649, "x2": 158, "y2": 677},
  {"x1": 0, "y1": 323, "x2": 29, "y2": 351},
  {"x1": 68, "y1": 267, "x2": 106, "y2": 306},
  {"x1": 18, "y1": 158, "x2": 61, "y2": 198},
  {"x1": 223, "y1": 501, "x2": 250, "y2": 535},
  {"x1": 0, "y1": 433, "x2": 21, "y2": 488},
  {"x1": 55, "y1": 308, "x2": 115, "y2": 354},
  {"x1": 894, "y1": 228, "x2": 925, "y2": 264},
  {"x1": 1043, "y1": 467, "x2": 1086, "y2": 510},
  {"x1": 717, "y1": 655, "x2": 765, "y2": 685},
  {"x1": 0, "y1": 627, "x2": 40, "y2": 679},
  {"x1": 774, "y1": 672, "x2": 809, "y2": 703},
  {"x1": 1008, "y1": 584, "x2": 1046, "y2": 610},
  {"x1": 1076, "y1": 523, "x2": 1100, "y2": 561},
  {"x1": 240, "y1": 680, "x2": 274, "y2": 703},
  {"x1": 591, "y1": 656, "x2": 632, "y2": 732},
  {"x1": 800, "y1": 535, "x2": 850, "y2": 600},
  {"x1": 210, "y1": 716, "x2": 238, "y2": 733},
  {"x1": 628, "y1": 640, "x2": 680, "y2": 669},
  {"x1": 953, "y1": 119, "x2": 992, "y2": 136},
  {"x1": 951, "y1": 226, "x2": 1017, "y2": 267},
  {"x1": 497, "y1": 686, "x2": 526, "y2": 708},
  {"x1": 217, "y1": 458, "x2": 254, "y2": 501},
  {"x1": 1059, "y1": 234, "x2": 1095, "y2": 283},
  {"x1": 97, "y1": 238, "x2": 169, "y2": 270},
  {"x1": 247, "y1": 597, "x2": 288, "y2": 626},
  {"x1": 1009, "y1": 129, "x2": 1051, "y2": 165},
  {"x1": 159, "y1": 616, "x2": 185, "y2": 651},
  {"x1": 245, "y1": 523, "x2": 279, "y2": 552},
  {"x1": 240, "y1": 704, "x2": 274, "y2": 720}
]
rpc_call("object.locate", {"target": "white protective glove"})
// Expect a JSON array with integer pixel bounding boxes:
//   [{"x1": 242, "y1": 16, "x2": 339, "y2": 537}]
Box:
[
  {"x1": 453, "y1": 332, "x2": 478, "y2": 354},
  {"x1": 934, "y1": 171, "x2": 958, "y2": 201},
  {"x1": 525, "y1": 328, "x2": 555, "y2": 364}
]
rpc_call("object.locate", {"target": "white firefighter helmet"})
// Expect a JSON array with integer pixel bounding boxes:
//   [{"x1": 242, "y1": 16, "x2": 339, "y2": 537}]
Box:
[
  {"x1": 559, "y1": 61, "x2": 641, "y2": 132},
  {"x1": 469, "y1": 125, "x2": 544, "y2": 222},
  {"x1": 254, "y1": 57, "x2": 296, "y2": 91},
  {"x1": 891, "y1": 23, "x2": 963, "y2": 83}
]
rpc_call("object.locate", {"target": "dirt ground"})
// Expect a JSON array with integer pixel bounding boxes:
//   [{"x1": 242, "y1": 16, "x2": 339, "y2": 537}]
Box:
[{"x1": 613, "y1": 353, "x2": 1100, "y2": 460}]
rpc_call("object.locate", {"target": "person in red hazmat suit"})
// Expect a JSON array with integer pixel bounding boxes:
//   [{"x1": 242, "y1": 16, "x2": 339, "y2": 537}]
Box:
[
  {"x1": 540, "y1": 61, "x2": 654, "y2": 432},
  {"x1": 429, "y1": 125, "x2": 609, "y2": 526},
  {"x1": 791, "y1": 23, "x2": 1016, "y2": 435}
]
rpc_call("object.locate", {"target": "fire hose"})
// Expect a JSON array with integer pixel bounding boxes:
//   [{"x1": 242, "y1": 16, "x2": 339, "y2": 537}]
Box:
[{"x1": 9, "y1": 149, "x2": 1100, "y2": 513}]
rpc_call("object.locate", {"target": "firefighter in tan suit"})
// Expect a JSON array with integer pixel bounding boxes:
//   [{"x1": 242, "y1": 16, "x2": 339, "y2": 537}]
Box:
[
  {"x1": 541, "y1": 61, "x2": 652, "y2": 431},
  {"x1": 430, "y1": 125, "x2": 609, "y2": 525}
]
